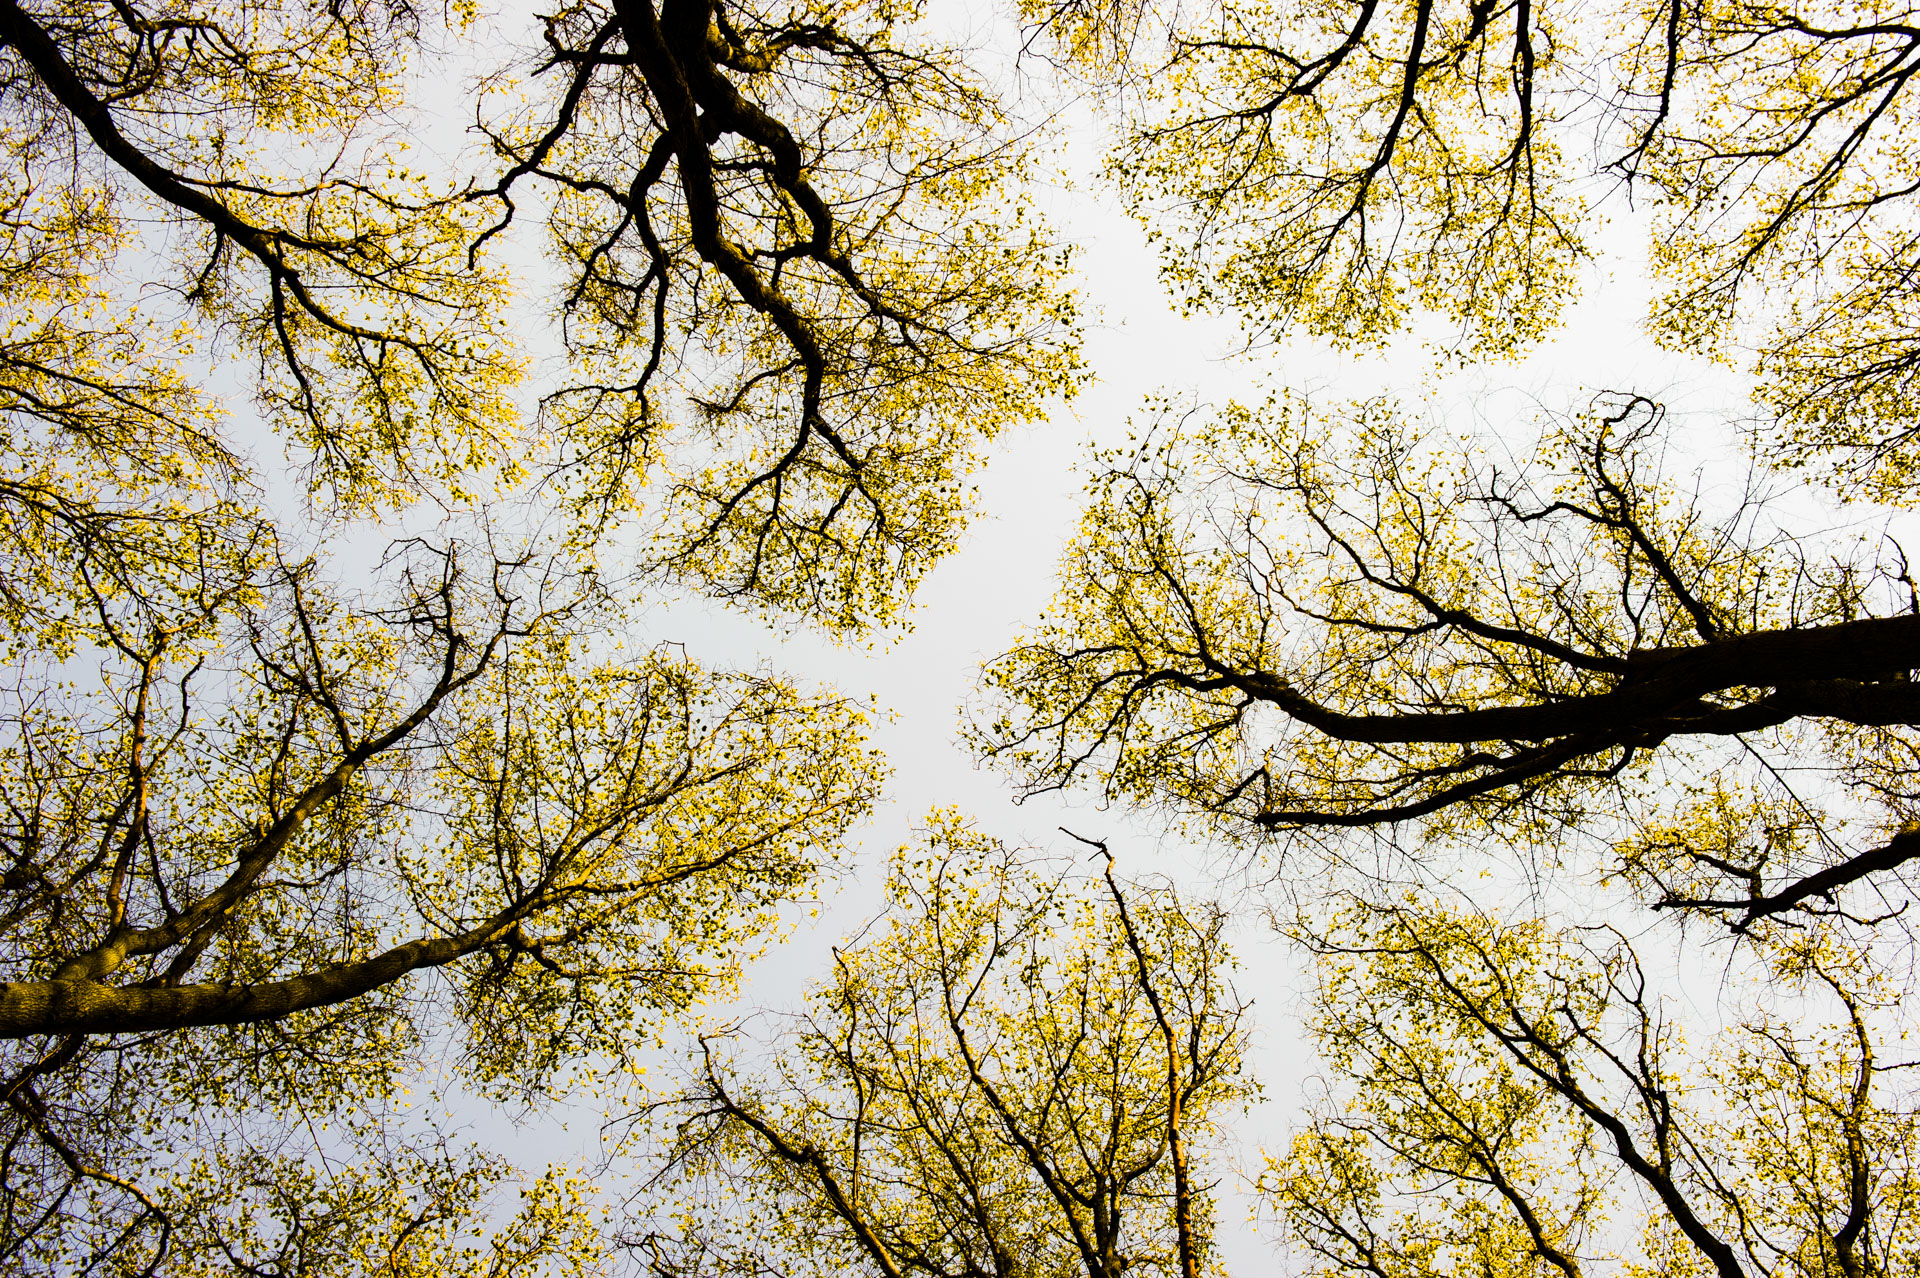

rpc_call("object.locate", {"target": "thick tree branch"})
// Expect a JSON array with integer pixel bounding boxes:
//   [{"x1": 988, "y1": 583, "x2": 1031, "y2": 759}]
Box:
[{"x1": 1656, "y1": 827, "x2": 1920, "y2": 929}]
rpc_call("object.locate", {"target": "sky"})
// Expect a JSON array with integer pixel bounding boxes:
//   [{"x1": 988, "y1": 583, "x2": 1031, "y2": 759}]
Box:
[
  {"x1": 510, "y1": 55, "x2": 1786, "y2": 1265},
  {"x1": 21, "y1": 0, "x2": 1920, "y2": 1271},
  {"x1": 247, "y1": 3, "x2": 1867, "y2": 1265}
]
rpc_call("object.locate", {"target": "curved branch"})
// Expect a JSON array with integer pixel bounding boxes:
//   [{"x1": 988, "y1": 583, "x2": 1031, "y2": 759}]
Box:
[{"x1": 1656, "y1": 827, "x2": 1920, "y2": 930}]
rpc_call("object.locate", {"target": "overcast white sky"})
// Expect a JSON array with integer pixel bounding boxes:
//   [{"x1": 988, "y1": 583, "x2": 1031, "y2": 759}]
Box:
[
  {"x1": 553, "y1": 63, "x2": 1783, "y2": 1266},
  {"x1": 348, "y1": 6, "x2": 1820, "y2": 1264}
]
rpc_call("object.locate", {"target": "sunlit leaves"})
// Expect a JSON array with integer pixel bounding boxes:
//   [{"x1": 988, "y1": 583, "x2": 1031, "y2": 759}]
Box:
[
  {"x1": 1275, "y1": 899, "x2": 1920, "y2": 1278},
  {"x1": 503, "y1": 0, "x2": 1082, "y2": 630},
  {"x1": 1100, "y1": 0, "x2": 1585, "y2": 357},
  {"x1": 641, "y1": 817, "x2": 1250, "y2": 1278},
  {"x1": 1622, "y1": 0, "x2": 1920, "y2": 501},
  {"x1": 435, "y1": 641, "x2": 884, "y2": 1092},
  {"x1": 0, "y1": 543, "x2": 882, "y2": 1269},
  {"x1": 0, "y1": 0, "x2": 524, "y2": 511},
  {"x1": 981, "y1": 395, "x2": 1892, "y2": 839}
]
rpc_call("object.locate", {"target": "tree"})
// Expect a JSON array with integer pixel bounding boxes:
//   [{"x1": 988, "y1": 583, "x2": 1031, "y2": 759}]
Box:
[
  {"x1": 979, "y1": 1, "x2": 1920, "y2": 1273},
  {"x1": 987, "y1": 0, "x2": 1920, "y2": 1258},
  {"x1": 1029, "y1": 0, "x2": 1920, "y2": 497},
  {"x1": 496, "y1": 0, "x2": 1082, "y2": 625},
  {"x1": 71, "y1": 1124, "x2": 609, "y2": 1278},
  {"x1": 0, "y1": 0, "x2": 1077, "y2": 1268},
  {"x1": 973, "y1": 0, "x2": 1920, "y2": 928},
  {"x1": 0, "y1": 0, "x2": 1079, "y2": 630},
  {"x1": 0, "y1": 0, "x2": 520, "y2": 512},
  {"x1": 1085, "y1": 0, "x2": 1582, "y2": 360},
  {"x1": 979, "y1": 391, "x2": 1920, "y2": 932},
  {"x1": 1269, "y1": 896, "x2": 1920, "y2": 1277},
  {"x1": 14, "y1": 0, "x2": 1920, "y2": 1272},
  {"x1": 630, "y1": 817, "x2": 1250, "y2": 1278},
  {"x1": 0, "y1": 533, "x2": 882, "y2": 1271}
]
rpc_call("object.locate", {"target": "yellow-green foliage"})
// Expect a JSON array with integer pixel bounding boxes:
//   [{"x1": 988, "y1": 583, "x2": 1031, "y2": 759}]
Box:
[
  {"x1": 980, "y1": 394, "x2": 1894, "y2": 838},
  {"x1": 1108, "y1": 0, "x2": 1585, "y2": 358},
  {"x1": 643, "y1": 816, "x2": 1251, "y2": 1278},
  {"x1": 1274, "y1": 899, "x2": 1920, "y2": 1278},
  {"x1": 1045, "y1": 0, "x2": 1920, "y2": 498}
]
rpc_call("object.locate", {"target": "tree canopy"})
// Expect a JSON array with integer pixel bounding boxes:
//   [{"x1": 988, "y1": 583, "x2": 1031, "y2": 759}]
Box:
[
  {"x1": 0, "y1": 0, "x2": 1067, "y2": 1268},
  {"x1": 3, "y1": 0, "x2": 1920, "y2": 1274},
  {"x1": 635, "y1": 820, "x2": 1249, "y2": 1278},
  {"x1": 980, "y1": 391, "x2": 1920, "y2": 929},
  {"x1": 1272, "y1": 895, "x2": 1920, "y2": 1278},
  {"x1": 1054, "y1": 0, "x2": 1920, "y2": 496},
  {"x1": 979, "y1": 0, "x2": 1920, "y2": 1272},
  {"x1": 982, "y1": 0, "x2": 1920, "y2": 934}
]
